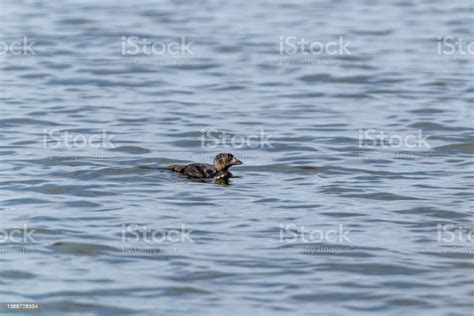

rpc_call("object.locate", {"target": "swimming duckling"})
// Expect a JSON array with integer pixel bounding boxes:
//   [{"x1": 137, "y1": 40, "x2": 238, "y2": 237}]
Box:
[
  {"x1": 168, "y1": 153, "x2": 243, "y2": 180},
  {"x1": 215, "y1": 170, "x2": 232, "y2": 185}
]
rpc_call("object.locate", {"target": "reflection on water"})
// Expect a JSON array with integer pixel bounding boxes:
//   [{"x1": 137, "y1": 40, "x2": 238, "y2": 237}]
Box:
[{"x1": 0, "y1": 0, "x2": 473, "y2": 315}]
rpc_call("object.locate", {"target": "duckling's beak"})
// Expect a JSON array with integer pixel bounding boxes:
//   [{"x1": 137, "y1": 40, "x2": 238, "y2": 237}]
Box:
[{"x1": 231, "y1": 157, "x2": 243, "y2": 165}]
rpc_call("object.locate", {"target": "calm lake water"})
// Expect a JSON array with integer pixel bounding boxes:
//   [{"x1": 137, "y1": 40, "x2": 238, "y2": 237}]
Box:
[{"x1": 0, "y1": 0, "x2": 473, "y2": 315}]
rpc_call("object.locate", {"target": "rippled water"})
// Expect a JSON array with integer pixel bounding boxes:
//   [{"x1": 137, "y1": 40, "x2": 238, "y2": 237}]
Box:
[{"x1": 1, "y1": 0, "x2": 473, "y2": 315}]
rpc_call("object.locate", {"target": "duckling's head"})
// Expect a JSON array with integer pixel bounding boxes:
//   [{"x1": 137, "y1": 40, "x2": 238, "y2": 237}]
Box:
[{"x1": 213, "y1": 153, "x2": 243, "y2": 171}]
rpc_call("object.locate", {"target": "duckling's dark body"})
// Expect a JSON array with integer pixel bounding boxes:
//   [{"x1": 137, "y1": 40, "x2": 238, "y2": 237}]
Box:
[
  {"x1": 168, "y1": 163, "x2": 217, "y2": 179},
  {"x1": 168, "y1": 153, "x2": 242, "y2": 180}
]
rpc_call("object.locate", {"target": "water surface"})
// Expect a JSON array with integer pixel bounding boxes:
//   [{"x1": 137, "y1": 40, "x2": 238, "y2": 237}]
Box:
[{"x1": 0, "y1": 0, "x2": 473, "y2": 315}]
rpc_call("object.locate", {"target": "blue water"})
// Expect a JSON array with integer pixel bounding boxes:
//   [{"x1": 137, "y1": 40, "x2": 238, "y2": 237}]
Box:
[{"x1": 0, "y1": 0, "x2": 473, "y2": 315}]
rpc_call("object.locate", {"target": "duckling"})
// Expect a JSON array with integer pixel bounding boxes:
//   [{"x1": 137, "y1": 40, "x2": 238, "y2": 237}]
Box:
[
  {"x1": 215, "y1": 170, "x2": 232, "y2": 185},
  {"x1": 168, "y1": 153, "x2": 243, "y2": 179}
]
